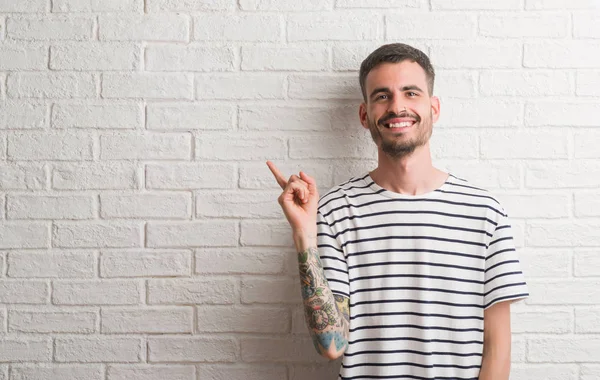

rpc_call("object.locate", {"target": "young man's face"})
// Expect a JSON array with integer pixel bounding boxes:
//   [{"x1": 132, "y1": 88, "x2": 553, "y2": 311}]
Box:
[{"x1": 359, "y1": 60, "x2": 440, "y2": 159}]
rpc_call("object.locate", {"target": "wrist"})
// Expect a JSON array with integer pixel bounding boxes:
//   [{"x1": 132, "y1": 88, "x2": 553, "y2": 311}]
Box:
[{"x1": 293, "y1": 229, "x2": 317, "y2": 252}]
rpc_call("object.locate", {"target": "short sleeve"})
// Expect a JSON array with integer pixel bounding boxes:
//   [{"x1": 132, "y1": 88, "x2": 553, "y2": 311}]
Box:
[
  {"x1": 484, "y1": 212, "x2": 529, "y2": 309},
  {"x1": 317, "y1": 210, "x2": 350, "y2": 298}
]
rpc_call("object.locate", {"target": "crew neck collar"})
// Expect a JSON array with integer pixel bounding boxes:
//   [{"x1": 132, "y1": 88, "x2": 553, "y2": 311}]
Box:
[{"x1": 365, "y1": 171, "x2": 452, "y2": 199}]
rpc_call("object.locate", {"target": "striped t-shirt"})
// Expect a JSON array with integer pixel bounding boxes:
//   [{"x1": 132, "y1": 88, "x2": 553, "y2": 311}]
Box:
[{"x1": 317, "y1": 172, "x2": 529, "y2": 380}]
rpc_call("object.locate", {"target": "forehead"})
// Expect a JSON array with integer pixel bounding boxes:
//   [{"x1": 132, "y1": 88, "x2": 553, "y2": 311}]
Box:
[{"x1": 365, "y1": 60, "x2": 429, "y2": 95}]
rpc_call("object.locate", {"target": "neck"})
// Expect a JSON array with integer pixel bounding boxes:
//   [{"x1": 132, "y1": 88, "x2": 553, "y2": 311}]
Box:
[{"x1": 370, "y1": 142, "x2": 448, "y2": 196}]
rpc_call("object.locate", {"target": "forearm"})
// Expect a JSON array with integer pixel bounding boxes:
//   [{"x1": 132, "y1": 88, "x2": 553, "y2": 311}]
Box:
[
  {"x1": 478, "y1": 346, "x2": 510, "y2": 380},
  {"x1": 297, "y1": 246, "x2": 349, "y2": 360}
]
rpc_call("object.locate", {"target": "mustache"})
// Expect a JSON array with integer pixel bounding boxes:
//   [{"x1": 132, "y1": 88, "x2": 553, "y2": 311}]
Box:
[{"x1": 379, "y1": 112, "x2": 420, "y2": 125}]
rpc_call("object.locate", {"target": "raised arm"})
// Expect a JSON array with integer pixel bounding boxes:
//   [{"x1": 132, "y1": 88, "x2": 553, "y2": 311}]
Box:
[{"x1": 267, "y1": 161, "x2": 349, "y2": 360}]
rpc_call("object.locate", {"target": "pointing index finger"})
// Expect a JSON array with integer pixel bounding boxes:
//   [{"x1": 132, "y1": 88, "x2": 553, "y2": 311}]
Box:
[{"x1": 266, "y1": 160, "x2": 287, "y2": 190}]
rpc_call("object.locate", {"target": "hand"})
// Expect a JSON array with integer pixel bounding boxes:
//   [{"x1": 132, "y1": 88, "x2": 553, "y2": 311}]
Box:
[{"x1": 266, "y1": 161, "x2": 319, "y2": 241}]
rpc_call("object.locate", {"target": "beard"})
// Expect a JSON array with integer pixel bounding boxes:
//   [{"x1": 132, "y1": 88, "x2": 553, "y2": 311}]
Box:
[{"x1": 366, "y1": 110, "x2": 433, "y2": 159}]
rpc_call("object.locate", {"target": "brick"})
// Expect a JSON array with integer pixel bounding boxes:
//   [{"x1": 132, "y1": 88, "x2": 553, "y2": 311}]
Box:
[
  {"x1": 526, "y1": 0, "x2": 600, "y2": 9},
  {"x1": 7, "y1": 251, "x2": 95, "y2": 278},
  {"x1": 0, "y1": 101, "x2": 47, "y2": 130},
  {"x1": 240, "y1": 220, "x2": 293, "y2": 247},
  {"x1": 52, "y1": 103, "x2": 141, "y2": 130},
  {"x1": 574, "y1": 250, "x2": 600, "y2": 276},
  {"x1": 338, "y1": 0, "x2": 423, "y2": 7},
  {"x1": 53, "y1": 280, "x2": 142, "y2": 305},
  {"x1": 194, "y1": 14, "x2": 281, "y2": 42},
  {"x1": 525, "y1": 102, "x2": 600, "y2": 126},
  {"x1": 289, "y1": 74, "x2": 361, "y2": 100},
  {"x1": 240, "y1": 106, "x2": 334, "y2": 131},
  {"x1": 55, "y1": 337, "x2": 142, "y2": 363},
  {"x1": 241, "y1": 46, "x2": 328, "y2": 71},
  {"x1": 0, "y1": 280, "x2": 48, "y2": 303},
  {"x1": 7, "y1": 73, "x2": 95, "y2": 99},
  {"x1": 240, "y1": 0, "x2": 330, "y2": 9},
  {"x1": 0, "y1": 164, "x2": 46, "y2": 190},
  {"x1": 196, "y1": 248, "x2": 286, "y2": 274},
  {"x1": 241, "y1": 277, "x2": 300, "y2": 304},
  {"x1": 289, "y1": 13, "x2": 380, "y2": 41},
  {"x1": 439, "y1": 162, "x2": 521, "y2": 190},
  {"x1": 100, "y1": 133, "x2": 191, "y2": 160},
  {"x1": 197, "y1": 305, "x2": 289, "y2": 333},
  {"x1": 8, "y1": 310, "x2": 96, "y2": 333},
  {"x1": 435, "y1": 70, "x2": 477, "y2": 98},
  {"x1": 511, "y1": 364, "x2": 578, "y2": 380},
  {"x1": 289, "y1": 135, "x2": 376, "y2": 159},
  {"x1": 0, "y1": 43, "x2": 48, "y2": 70},
  {"x1": 289, "y1": 364, "x2": 342, "y2": 380},
  {"x1": 107, "y1": 365, "x2": 195, "y2": 380},
  {"x1": 387, "y1": 13, "x2": 475, "y2": 39},
  {"x1": 527, "y1": 221, "x2": 600, "y2": 247},
  {"x1": 480, "y1": 13, "x2": 568, "y2": 38},
  {"x1": 575, "y1": 13, "x2": 600, "y2": 38},
  {"x1": 100, "y1": 193, "x2": 190, "y2": 219},
  {"x1": 480, "y1": 71, "x2": 572, "y2": 96},
  {"x1": 480, "y1": 130, "x2": 567, "y2": 159},
  {"x1": 147, "y1": 221, "x2": 237, "y2": 248},
  {"x1": 101, "y1": 307, "x2": 193, "y2": 334},
  {"x1": 196, "y1": 135, "x2": 285, "y2": 160},
  {"x1": 525, "y1": 41, "x2": 600, "y2": 68},
  {"x1": 432, "y1": 0, "x2": 521, "y2": 8},
  {"x1": 7, "y1": 16, "x2": 93, "y2": 40},
  {"x1": 496, "y1": 194, "x2": 569, "y2": 219},
  {"x1": 148, "y1": 337, "x2": 236, "y2": 363},
  {"x1": 102, "y1": 73, "x2": 193, "y2": 100},
  {"x1": 527, "y1": 280, "x2": 600, "y2": 305},
  {"x1": 0, "y1": 0, "x2": 46, "y2": 12},
  {"x1": 575, "y1": 191, "x2": 600, "y2": 216},
  {"x1": 435, "y1": 99, "x2": 522, "y2": 127},
  {"x1": 145, "y1": 163, "x2": 235, "y2": 189},
  {"x1": 147, "y1": 0, "x2": 233, "y2": 11},
  {"x1": 512, "y1": 336, "x2": 526, "y2": 362},
  {"x1": 51, "y1": 43, "x2": 140, "y2": 71},
  {"x1": 197, "y1": 191, "x2": 280, "y2": 218},
  {"x1": 430, "y1": 131, "x2": 477, "y2": 159},
  {"x1": 147, "y1": 278, "x2": 236, "y2": 304},
  {"x1": 511, "y1": 309, "x2": 572, "y2": 333},
  {"x1": 53, "y1": 0, "x2": 141, "y2": 11},
  {"x1": 147, "y1": 104, "x2": 233, "y2": 131},
  {"x1": 239, "y1": 162, "x2": 332, "y2": 190},
  {"x1": 0, "y1": 338, "x2": 51, "y2": 361},
  {"x1": 197, "y1": 365, "x2": 287, "y2": 380},
  {"x1": 529, "y1": 337, "x2": 600, "y2": 362},
  {"x1": 582, "y1": 365, "x2": 600, "y2": 380},
  {"x1": 196, "y1": 74, "x2": 284, "y2": 100},
  {"x1": 53, "y1": 222, "x2": 142, "y2": 248},
  {"x1": 52, "y1": 163, "x2": 138, "y2": 190},
  {"x1": 8, "y1": 131, "x2": 93, "y2": 161},
  {"x1": 430, "y1": 42, "x2": 521, "y2": 69},
  {"x1": 10, "y1": 365, "x2": 103, "y2": 380},
  {"x1": 0, "y1": 223, "x2": 49, "y2": 249},
  {"x1": 100, "y1": 250, "x2": 191, "y2": 278},
  {"x1": 241, "y1": 337, "x2": 322, "y2": 363},
  {"x1": 291, "y1": 305, "x2": 306, "y2": 334},
  {"x1": 100, "y1": 14, "x2": 188, "y2": 42},
  {"x1": 333, "y1": 43, "x2": 387, "y2": 71},
  {"x1": 575, "y1": 307, "x2": 600, "y2": 333},
  {"x1": 146, "y1": 45, "x2": 234, "y2": 72},
  {"x1": 577, "y1": 71, "x2": 600, "y2": 96},
  {"x1": 526, "y1": 162, "x2": 600, "y2": 188}
]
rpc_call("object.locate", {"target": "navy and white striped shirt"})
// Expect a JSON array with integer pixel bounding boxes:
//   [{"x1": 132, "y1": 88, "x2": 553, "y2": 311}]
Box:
[{"x1": 317, "y1": 172, "x2": 529, "y2": 380}]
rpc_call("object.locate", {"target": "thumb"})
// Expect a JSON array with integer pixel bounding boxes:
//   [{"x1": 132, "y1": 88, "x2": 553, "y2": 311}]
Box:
[{"x1": 299, "y1": 171, "x2": 317, "y2": 193}]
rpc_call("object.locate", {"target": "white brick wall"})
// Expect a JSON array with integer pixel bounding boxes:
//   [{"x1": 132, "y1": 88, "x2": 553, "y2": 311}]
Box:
[{"x1": 0, "y1": 2, "x2": 598, "y2": 379}]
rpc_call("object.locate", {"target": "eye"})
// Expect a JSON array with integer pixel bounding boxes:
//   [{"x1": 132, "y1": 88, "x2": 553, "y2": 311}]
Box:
[
  {"x1": 375, "y1": 94, "x2": 389, "y2": 101},
  {"x1": 406, "y1": 91, "x2": 418, "y2": 97}
]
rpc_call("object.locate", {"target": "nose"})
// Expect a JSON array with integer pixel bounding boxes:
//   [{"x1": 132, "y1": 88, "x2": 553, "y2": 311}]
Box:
[{"x1": 388, "y1": 94, "x2": 408, "y2": 115}]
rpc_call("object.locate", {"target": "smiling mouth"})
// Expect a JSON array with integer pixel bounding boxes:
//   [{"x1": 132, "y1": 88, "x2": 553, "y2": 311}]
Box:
[{"x1": 383, "y1": 121, "x2": 416, "y2": 128}]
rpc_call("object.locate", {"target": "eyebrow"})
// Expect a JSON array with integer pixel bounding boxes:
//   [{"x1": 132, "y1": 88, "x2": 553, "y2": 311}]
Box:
[{"x1": 369, "y1": 85, "x2": 425, "y2": 99}]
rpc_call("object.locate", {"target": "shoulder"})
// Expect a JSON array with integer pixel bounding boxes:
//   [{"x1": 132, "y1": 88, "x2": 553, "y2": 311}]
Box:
[
  {"x1": 444, "y1": 174, "x2": 507, "y2": 218},
  {"x1": 317, "y1": 172, "x2": 372, "y2": 213}
]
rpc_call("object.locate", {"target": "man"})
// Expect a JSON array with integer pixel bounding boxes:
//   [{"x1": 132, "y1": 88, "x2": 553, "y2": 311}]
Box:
[{"x1": 267, "y1": 43, "x2": 529, "y2": 380}]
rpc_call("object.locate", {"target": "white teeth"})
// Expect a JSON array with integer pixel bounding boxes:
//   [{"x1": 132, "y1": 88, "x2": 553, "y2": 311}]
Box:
[{"x1": 387, "y1": 121, "x2": 413, "y2": 128}]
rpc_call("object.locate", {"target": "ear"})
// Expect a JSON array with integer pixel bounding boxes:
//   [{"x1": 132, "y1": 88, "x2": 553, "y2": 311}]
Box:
[
  {"x1": 430, "y1": 96, "x2": 441, "y2": 124},
  {"x1": 359, "y1": 102, "x2": 369, "y2": 130}
]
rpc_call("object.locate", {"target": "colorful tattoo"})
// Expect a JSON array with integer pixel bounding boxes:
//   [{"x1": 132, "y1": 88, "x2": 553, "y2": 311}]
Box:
[{"x1": 297, "y1": 247, "x2": 349, "y2": 356}]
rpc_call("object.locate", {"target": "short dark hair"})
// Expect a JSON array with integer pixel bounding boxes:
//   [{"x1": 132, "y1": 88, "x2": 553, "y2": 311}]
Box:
[{"x1": 359, "y1": 43, "x2": 435, "y2": 101}]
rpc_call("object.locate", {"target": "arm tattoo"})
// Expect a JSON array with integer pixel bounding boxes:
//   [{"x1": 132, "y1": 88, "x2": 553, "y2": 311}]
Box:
[{"x1": 298, "y1": 247, "x2": 349, "y2": 355}]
